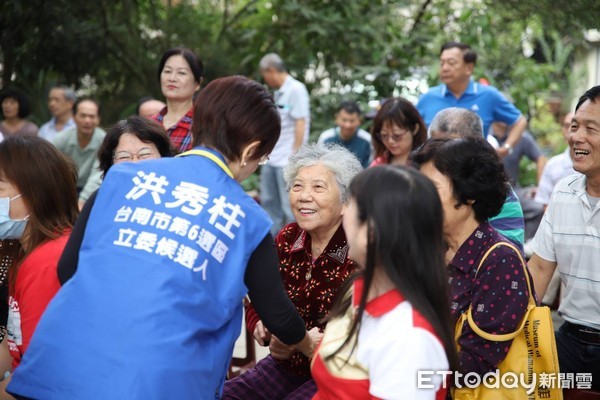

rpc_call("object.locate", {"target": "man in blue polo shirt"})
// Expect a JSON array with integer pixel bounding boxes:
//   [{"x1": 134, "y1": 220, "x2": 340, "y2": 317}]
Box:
[{"x1": 417, "y1": 41, "x2": 527, "y2": 158}]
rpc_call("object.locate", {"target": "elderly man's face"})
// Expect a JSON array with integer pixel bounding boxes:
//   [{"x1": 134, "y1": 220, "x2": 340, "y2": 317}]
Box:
[
  {"x1": 48, "y1": 88, "x2": 74, "y2": 118},
  {"x1": 74, "y1": 100, "x2": 100, "y2": 137},
  {"x1": 260, "y1": 68, "x2": 279, "y2": 89},
  {"x1": 288, "y1": 163, "x2": 344, "y2": 238},
  {"x1": 568, "y1": 100, "x2": 600, "y2": 180}
]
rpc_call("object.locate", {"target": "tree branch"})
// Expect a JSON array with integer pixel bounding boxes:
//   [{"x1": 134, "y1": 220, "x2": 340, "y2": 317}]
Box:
[
  {"x1": 217, "y1": 0, "x2": 259, "y2": 42},
  {"x1": 409, "y1": 0, "x2": 432, "y2": 34}
]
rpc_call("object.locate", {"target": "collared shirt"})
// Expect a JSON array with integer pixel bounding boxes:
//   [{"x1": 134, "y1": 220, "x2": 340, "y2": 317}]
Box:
[
  {"x1": 52, "y1": 127, "x2": 106, "y2": 202},
  {"x1": 417, "y1": 80, "x2": 522, "y2": 137},
  {"x1": 532, "y1": 174, "x2": 600, "y2": 330},
  {"x1": 318, "y1": 127, "x2": 372, "y2": 168},
  {"x1": 311, "y1": 278, "x2": 448, "y2": 400},
  {"x1": 449, "y1": 222, "x2": 530, "y2": 376},
  {"x1": 269, "y1": 76, "x2": 310, "y2": 167},
  {"x1": 38, "y1": 117, "x2": 76, "y2": 142},
  {"x1": 153, "y1": 106, "x2": 194, "y2": 153},
  {"x1": 245, "y1": 223, "x2": 357, "y2": 377},
  {"x1": 534, "y1": 148, "x2": 579, "y2": 205}
]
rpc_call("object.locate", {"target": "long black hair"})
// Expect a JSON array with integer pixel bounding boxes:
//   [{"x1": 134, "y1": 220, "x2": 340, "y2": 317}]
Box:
[{"x1": 327, "y1": 165, "x2": 458, "y2": 371}]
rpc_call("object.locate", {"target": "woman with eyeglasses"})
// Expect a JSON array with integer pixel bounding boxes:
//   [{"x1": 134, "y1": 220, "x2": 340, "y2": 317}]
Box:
[
  {"x1": 56, "y1": 115, "x2": 175, "y2": 285},
  {"x1": 369, "y1": 97, "x2": 427, "y2": 167},
  {"x1": 97, "y1": 115, "x2": 174, "y2": 177},
  {"x1": 8, "y1": 76, "x2": 319, "y2": 400}
]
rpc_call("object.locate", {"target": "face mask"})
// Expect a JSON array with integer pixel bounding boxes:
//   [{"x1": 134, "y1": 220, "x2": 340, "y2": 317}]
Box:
[{"x1": 0, "y1": 194, "x2": 30, "y2": 240}]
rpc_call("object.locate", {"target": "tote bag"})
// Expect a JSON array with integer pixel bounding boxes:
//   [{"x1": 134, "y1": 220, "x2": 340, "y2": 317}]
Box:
[{"x1": 453, "y1": 241, "x2": 562, "y2": 400}]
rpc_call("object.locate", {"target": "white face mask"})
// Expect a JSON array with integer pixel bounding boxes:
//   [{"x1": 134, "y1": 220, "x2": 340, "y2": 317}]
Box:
[{"x1": 0, "y1": 194, "x2": 30, "y2": 240}]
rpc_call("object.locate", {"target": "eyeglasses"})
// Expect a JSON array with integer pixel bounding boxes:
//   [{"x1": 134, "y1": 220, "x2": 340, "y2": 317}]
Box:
[
  {"x1": 258, "y1": 154, "x2": 270, "y2": 166},
  {"x1": 375, "y1": 130, "x2": 411, "y2": 143},
  {"x1": 113, "y1": 148, "x2": 155, "y2": 163}
]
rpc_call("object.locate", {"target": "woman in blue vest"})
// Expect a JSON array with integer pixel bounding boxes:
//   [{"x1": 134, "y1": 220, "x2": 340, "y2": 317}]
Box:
[{"x1": 8, "y1": 76, "x2": 318, "y2": 400}]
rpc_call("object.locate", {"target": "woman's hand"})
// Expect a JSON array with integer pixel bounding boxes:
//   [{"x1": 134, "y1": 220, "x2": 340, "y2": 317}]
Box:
[
  {"x1": 268, "y1": 335, "x2": 295, "y2": 360},
  {"x1": 301, "y1": 327, "x2": 323, "y2": 359},
  {"x1": 252, "y1": 320, "x2": 272, "y2": 346}
]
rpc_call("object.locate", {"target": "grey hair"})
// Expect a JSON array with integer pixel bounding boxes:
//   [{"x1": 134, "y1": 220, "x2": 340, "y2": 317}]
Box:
[
  {"x1": 428, "y1": 107, "x2": 483, "y2": 138},
  {"x1": 259, "y1": 53, "x2": 286, "y2": 72},
  {"x1": 284, "y1": 143, "x2": 363, "y2": 204},
  {"x1": 54, "y1": 86, "x2": 76, "y2": 103}
]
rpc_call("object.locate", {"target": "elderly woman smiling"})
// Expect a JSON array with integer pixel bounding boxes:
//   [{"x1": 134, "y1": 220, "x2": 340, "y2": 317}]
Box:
[{"x1": 223, "y1": 143, "x2": 363, "y2": 400}]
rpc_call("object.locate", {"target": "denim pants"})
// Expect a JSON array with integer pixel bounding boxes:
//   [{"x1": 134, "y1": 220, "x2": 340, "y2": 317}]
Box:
[{"x1": 259, "y1": 164, "x2": 294, "y2": 236}]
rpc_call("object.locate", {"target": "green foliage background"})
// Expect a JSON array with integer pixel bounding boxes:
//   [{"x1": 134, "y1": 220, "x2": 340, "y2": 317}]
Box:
[{"x1": 1, "y1": 0, "x2": 598, "y2": 187}]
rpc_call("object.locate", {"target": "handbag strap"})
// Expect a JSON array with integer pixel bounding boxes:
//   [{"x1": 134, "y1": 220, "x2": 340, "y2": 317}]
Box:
[{"x1": 463, "y1": 241, "x2": 536, "y2": 342}]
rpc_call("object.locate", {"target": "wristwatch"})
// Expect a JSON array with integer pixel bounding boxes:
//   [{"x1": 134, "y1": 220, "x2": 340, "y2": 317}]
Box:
[{"x1": 503, "y1": 143, "x2": 513, "y2": 155}]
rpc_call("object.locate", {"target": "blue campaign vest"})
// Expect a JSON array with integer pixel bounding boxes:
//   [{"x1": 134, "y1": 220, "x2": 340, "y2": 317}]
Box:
[{"x1": 9, "y1": 147, "x2": 272, "y2": 399}]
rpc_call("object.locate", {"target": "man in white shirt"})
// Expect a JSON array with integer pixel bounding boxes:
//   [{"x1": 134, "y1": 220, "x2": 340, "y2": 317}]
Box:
[
  {"x1": 528, "y1": 86, "x2": 600, "y2": 390},
  {"x1": 38, "y1": 86, "x2": 76, "y2": 142},
  {"x1": 535, "y1": 112, "x2": 578, "y2": 208},
  {"x1": 258, "y1": 53, "x2": 310, "y2": 235}
]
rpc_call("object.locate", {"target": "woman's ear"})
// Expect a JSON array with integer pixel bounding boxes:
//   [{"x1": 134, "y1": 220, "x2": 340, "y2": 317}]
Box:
[
  {"x1": 240, "y1": 140, "x2": 261, "y2": 166},
  {"x1": 412, "y1": 124, "x2": 420, "y2": 135}
]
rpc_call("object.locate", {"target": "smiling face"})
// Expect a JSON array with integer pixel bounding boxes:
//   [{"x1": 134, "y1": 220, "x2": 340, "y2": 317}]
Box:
[
  {"x1": 113, "y1": 133, "x2": 160, "y2": 165},
  {"x1": 289, "y1": 163, "x2": 344, "y2": 238},
  {"x1": 74, "y1": 100, "x2": 100, "y2": 137},
  {"x1": 568, "y1": 100, "x2": 600, "y2": 182},
  {"x1": 160, "y1": 55, "x2": 200, "y2": 102},
  {"x1": 335, "y1": 110, "x2": 362, "y2": 139}
]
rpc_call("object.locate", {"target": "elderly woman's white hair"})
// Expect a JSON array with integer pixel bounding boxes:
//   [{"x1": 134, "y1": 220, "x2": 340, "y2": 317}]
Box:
[{"x1": 283, "y1": 143, "x2": 363, "y2": 204}]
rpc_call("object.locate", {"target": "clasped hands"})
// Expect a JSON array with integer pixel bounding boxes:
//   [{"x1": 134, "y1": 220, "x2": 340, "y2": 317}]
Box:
[{"x1": 253, "y1": 321, "x2": 323, "y2": 360}]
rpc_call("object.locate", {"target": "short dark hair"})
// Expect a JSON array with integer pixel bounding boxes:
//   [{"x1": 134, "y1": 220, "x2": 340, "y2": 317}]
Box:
[
  {"x1": 575, "y1": 85, "x2": 600, "y2": 111},
  {"x1": 410, "y1": 136, "x2": 509, "y2": 222},
  {"x1": 0, "y1": 88, "x2": 32, "y2": 119},
  {"x1": 370, "y1": 97, "x2": 427, "y2": 159},
  {"x1": 157, "y1": 47, "x2": 203, "y2": 85},
  {"x1": 73, "y1": 98, "x2": 100, "y2": 117},
  {"x1": 440, "y1": 41, "x2": 478, "y2": 65},
  {"x1": 97, "y1": 116, "x2": 174, "y2": 177},
  {"x1": 327, "y1": 165, "x2": 458, "y2": 371},
  {"x1": 337, "y1": 100, "x2": 361, "y2": 116},
  {"x1": 192, "y1": 75, "x2": 280, "y2": 162}
]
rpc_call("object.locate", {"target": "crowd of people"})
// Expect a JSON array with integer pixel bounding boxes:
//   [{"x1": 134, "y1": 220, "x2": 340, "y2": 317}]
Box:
[{"x1": 0, "y1": 41, "x2": 598, "y2": 399}]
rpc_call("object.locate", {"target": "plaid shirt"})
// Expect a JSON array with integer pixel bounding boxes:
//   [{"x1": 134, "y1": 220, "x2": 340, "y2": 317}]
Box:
[{"x1": 152, "y1": 106, "x2": 194, "y2": 153}]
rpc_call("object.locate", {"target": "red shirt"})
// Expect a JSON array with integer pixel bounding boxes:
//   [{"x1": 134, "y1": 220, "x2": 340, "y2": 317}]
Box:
[
  {"x1": 7, "y1": 231, "x2": 70, "y2": 370},
  {"x1": 245, "y1": 223, "x2": 357, "y2": 376},
  {"x1": 152, "y1": 106, "x2": 194, "y2": 153}
]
